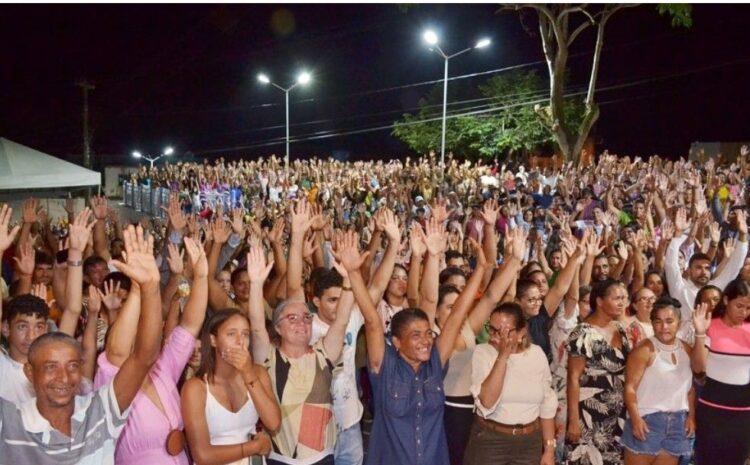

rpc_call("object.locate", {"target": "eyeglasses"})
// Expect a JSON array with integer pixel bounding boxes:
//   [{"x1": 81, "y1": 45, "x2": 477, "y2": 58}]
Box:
[
  {"x1": 279, "y1": 313, "x2": 314, "y2": 325},
  {"x1": 637, "y1": 296, "x2": 657, "y2": 303},
  {"x1": 522, "y1": 296, "x2": 543, "y2": 304}
]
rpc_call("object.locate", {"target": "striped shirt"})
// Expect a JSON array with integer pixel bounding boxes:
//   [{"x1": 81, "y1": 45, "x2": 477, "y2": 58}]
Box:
[{"x1": 0, "y1": 381, "x2": 128, "y2": 464}]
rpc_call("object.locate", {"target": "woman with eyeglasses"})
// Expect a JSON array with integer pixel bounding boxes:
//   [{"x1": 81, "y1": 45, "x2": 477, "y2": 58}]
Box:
[
  {"x1": 625, "y1": 287, "x2": 656, "y2": 347},
  {"x1": 244, "y1": 242, "x2": 354, "y2": 465},
  {"x1": 565, "y1": 278, "x2": 632, "y2": 465},
  {"x1": 463, "y1": 303, "x2": 557, "y2": 465}
]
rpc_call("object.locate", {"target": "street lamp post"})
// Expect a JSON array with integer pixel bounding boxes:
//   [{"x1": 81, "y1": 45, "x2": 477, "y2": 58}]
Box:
[
  {"x1": 132, "y1": 146, "x2": 174, "y2": 169},
  {"x1": 258, "y1": 71, "x2": 312, "y2": 173},
  {"x1": 423, "y1": 30, "x2": 491, "y2": 170}
]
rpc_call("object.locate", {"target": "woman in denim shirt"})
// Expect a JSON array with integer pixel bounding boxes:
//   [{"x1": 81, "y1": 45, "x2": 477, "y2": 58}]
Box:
[{"x1": 338, "y1": 218, "x2": 496, "y2": 465}]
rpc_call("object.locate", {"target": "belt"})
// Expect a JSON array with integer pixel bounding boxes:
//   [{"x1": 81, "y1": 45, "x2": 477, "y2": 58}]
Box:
[{"x1": 476, "y1": 416, "x2": 540, "y2": 435}]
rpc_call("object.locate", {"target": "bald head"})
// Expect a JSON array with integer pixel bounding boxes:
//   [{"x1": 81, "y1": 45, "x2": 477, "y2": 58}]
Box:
[{"x1": 27, "y1": 332, "x2": 82, "y2": 365}]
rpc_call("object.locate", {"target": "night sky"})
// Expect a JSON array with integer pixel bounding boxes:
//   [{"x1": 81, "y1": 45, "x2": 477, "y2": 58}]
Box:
[{"x1": 1, "y1": 3, "x2": 749, "y2": 168}]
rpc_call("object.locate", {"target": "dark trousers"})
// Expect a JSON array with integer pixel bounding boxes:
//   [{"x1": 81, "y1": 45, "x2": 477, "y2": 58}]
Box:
[
  {"x1": 695, "y1": 402, "x2": 750, "y2": 465},
  {"x1": 463, "y1": 418, "x2": 542, "y2": 465},
  {"x1": 444, "y1": 396, "x2": 475, "y2": 465}
]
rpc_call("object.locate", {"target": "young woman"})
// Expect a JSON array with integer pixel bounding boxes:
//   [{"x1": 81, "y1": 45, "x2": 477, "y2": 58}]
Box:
[
  {"x1": 92, "y1": 237, "x2": 209, "y2": 464},
  {"x1": 464, "y1": 303, "x2": 557, "y2": 465},
  {"x1": 692, "y1": 279, "x2": 750, "y2": 465},
  {"x1": 622, "y1": 299, "x2": 694, "y2": 465},
  {"x1": 566, "y1": 278, "x2": 632, "y2": 465},
  {"x1": 181, "y1": 308, "x2": 280, "y2": 465}
]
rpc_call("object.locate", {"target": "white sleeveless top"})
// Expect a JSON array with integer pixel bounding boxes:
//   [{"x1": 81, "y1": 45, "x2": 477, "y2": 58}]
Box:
[
  {"x1": 203, "y1": 377, "x2": 259, "y2": 465},
  {"x1": 635, "y1": 337, "x2": 692, "y2": 417}
]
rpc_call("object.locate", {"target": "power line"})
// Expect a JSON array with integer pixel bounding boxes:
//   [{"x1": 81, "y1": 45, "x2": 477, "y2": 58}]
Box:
[{"x1": 192, "y1": 55, "x2": 750, "y2": 155}]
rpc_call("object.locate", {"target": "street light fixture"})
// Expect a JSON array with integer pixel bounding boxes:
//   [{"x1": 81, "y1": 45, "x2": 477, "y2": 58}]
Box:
[
  {"x1": 257, "y1": 70, "x2": 313, "y2": 172},
  {"x1": 423, "y1": 29, "x2": 491, "y2": 170},
  {"x1": 131, "y1": 146, "x2": 174, "y2": 169}
]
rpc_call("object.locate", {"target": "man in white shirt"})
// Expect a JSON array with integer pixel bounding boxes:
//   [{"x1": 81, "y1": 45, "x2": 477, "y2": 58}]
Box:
[{"x1": 665, "y1": 208, "x2": 748, "y2": 340}]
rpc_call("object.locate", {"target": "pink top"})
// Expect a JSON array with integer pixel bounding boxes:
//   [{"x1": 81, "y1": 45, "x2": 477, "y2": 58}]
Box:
[{"x1": 94, "y1": 325, "x2": 196, "y2": 465}]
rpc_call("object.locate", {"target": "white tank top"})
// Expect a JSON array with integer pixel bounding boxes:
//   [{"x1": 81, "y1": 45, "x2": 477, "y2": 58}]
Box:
[
  {"x1": 203, "y1": 377, "x2": 259, "y2": 465},
  {"x1": 635, "y1": 337, "x2": 692, "y2": 417}
]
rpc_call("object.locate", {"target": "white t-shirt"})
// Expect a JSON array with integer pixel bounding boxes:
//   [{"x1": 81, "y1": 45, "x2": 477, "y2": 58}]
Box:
[
  {"x1": 0, "y1": 353, "x2": 34, "y2": 404},
  {"x1": 310, "y1": 309, "x2": 365, "y2": 431}
]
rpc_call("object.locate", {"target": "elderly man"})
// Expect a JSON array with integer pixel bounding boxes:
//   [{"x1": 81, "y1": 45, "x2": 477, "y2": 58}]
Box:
[{"x1": 0, "y1": 225, "x2": 162, "y2": 464}]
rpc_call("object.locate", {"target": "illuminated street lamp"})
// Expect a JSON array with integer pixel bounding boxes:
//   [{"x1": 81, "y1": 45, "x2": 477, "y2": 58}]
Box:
[
  {"x1": 257, "y1": 71, "x2": 312, "y2": 172},
  {"x1": 423, "y1": 29, "x2": 491, "y2": 169},
  {"x1": 132, "y1": 146, "x2": 174, "y2": 169}
]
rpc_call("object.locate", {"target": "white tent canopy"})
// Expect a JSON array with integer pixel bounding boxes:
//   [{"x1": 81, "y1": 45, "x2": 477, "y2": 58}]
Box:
[{"x1": 0, "y1": 137, "x2": 100, "y2": 190}]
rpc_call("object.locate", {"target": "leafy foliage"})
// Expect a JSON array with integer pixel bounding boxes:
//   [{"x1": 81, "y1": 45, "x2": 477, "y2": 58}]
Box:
[{"x1": 392, "y1": 69, "x2": 584, "y2": 160}]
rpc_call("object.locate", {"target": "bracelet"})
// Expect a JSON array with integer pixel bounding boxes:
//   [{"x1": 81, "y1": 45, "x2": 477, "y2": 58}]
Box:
[
  {"x1": 240, "y1": 443, "x2": 245, "y2": 457},
  {"x1": 695, "y1": 333, "x2": 706, "y2": 338},
  {"x1": 544, "y1": 438, "x2": 556, "y2": 448},
  {"x1": 341, "y1": 285, "x2": 353, "y2": 292},
  {"x1": 67, "y1": 260, "x2": 83, "y2": 267}
]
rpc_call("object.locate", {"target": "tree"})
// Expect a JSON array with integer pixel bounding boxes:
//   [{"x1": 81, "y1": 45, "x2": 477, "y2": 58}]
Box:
[
  {"x1": 502, "y1": 4, "x2": 692, "y2": 164},
  {"x1": 392, "y1": 69, "x2": 584, "y2": 160}
]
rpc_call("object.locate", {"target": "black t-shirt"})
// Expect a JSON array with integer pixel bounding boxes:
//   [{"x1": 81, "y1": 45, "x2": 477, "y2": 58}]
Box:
[{"x1": 527, "y1": 306, "x2": 552, "y2": 363}]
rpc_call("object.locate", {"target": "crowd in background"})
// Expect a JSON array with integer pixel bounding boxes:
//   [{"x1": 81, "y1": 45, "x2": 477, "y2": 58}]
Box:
[{"x1": 1, "y1": 148, "x2": 749, "y2": 465}]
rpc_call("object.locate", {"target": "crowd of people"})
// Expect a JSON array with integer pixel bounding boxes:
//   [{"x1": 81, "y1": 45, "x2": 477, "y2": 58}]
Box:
[{"x1": 1, "y1": 149, "x2": 749, "y2": 465}]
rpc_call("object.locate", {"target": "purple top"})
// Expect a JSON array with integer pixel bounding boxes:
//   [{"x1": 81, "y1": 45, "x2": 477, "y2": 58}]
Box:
[{"x1": 94, "y1": 325, "x2": 196, "y2": 465}]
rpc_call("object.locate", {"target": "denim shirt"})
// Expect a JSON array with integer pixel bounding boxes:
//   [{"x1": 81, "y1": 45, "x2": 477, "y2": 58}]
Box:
[{"x1": 366, "y1": 339, "x2": 449, "y2": 465}]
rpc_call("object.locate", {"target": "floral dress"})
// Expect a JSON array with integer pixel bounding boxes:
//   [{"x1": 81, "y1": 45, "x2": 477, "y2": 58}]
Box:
[{"x1": 564, "y1": 322, "x2": 631, "y2": 465}]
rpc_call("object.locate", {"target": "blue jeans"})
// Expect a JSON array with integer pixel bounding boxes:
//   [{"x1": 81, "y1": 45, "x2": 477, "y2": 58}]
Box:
[
  {"x1": 335, "y1": 422, "x2": 364, "y2": 465},
  {"x1": 622, "y1": 411, "x2": 692, "y2": 457}
]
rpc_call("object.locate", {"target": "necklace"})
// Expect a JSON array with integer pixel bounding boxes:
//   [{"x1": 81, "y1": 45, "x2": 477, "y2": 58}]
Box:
[{"x1": 651, "y1": 337, "x2": 680, "y2": 353}]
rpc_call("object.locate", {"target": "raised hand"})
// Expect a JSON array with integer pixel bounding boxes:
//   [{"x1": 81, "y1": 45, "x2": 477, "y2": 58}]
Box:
[
  {"x1": 102, "y1": 279, "x2": 123, "y2": 310},
  {"x1": 63, "y1": 197, "x2": 75, "y2": 216},
  {"x1": 231, "y1": 207, "x2": 246, "y2": 238},
  {"x1": 424, "y1": 217, "x2": 447, "y2": 257},
  {"x1": 409, "y1": 222, "x2": 427, "y2": 259},
  {"x1": 709, "y1": 221, "x2": 721, "y2": 245},
  {"x1": 87, "y1": 284, "x2": 103, "y2": 316},
  {"x1": 0, "y1": 205, "x2": 20, "y2": 252},
  {"x1": 291, "y1": 199, "x2": 313, "y2": 235},
  {"x1": 211, "y1": 216, "x2": 232, "y2": 244},
  {"x1": 468, "y1": 237, "x2": 487, "y2": 269},
  {"x1": 692, "y1": 302, "x2": 712, "y2": 336},
  {"x1": 309, "y1": 203, "x2": 326, "y2": 232},
  {"x1": 162, "y1": 193, "x2": 187, "y2": 232},
  {"x1": 674, "y1": 207, "x2": 689, "y2": 234},
  {"x1": 735, "y1": 208, "x2": 748, "y2": 237},
  {"x1": 267, "y1": 217, "x2": 285, "y2": 245},
  {"x1": 302, "y1": 231, "x2": 318, "y2": 262},
  {"x1": 22, "y1": 198, "x2": 41, "y2": 224},
  {"x1": 332, "y1": 230, "x2": 369, "y2": 272},
  {"x1": 380, "y1": 208, "x2": 401, "y2": 243},
  {"x1": 68, "y1": 208, "x2": 96, "y2": 252},
  {"x1": 90, "y1": 195, "x2": 109, "y2": 221},
  {"x1": 14, "y1": 241, "x2": 35, "y2": 276},
  {"x1": 723, "y1": 236, "x2": 737, "y2": 258},
  {"x1": 166, "y1": 243, "x2": 184, "y2": 275},
  {"x1": 111, "y1": 225, "x2": 160, "y2": 286},
  {"x1": 480, "y1": 199, "x2": 500, "y2": 226},
  {"x1": 246, "y1": 244, "x2": 274, "y2": 284},
  {"x1": 31, "y1": 283, "x2": 48, "y2": 302}
]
